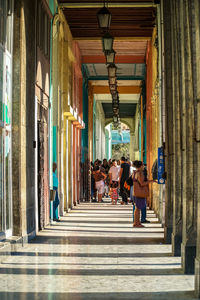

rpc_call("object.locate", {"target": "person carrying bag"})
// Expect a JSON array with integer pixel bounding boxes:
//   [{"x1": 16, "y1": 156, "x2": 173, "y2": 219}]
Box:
[
  {"x1": 133, "y1": 174, "x2": 149, "y2": 198},
  {"x1": 132, "y1": 161, "x2": 154, "y2": 227}
]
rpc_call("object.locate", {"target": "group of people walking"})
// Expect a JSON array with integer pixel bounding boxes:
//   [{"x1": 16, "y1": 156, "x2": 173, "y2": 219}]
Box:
[{"x1": 91, "y1": 157, "x2": 156, "y2": 227}]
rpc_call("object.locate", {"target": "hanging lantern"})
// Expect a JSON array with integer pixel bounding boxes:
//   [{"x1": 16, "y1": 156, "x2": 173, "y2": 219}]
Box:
[
  {"x1": 112, "y1": 104, "x2": 119, "y2": 114},
  {"x1": 109, "y1": 83, "x2": 117, "y2": 91},
  {"x1": 112, "y1": 92, "x2": 119, "y2": 101},
  {"x1": 109, "y1": 76, "x2": 116, "y2": 85},
  {"x1": 107, "y1": 63, "x2": 117, "y2": 78},
  {"x1": 110, "y1": 89, "x2": 117, "y2": 96},
  {"x1": 105, "y1": 49, "x2": 116, "y2": 64},
  {"x1": 97, "y1": 5, "x2": 112, "y2": 32},
  {"x1": 102, "y1": 32, "x2": 114, "y2": 52},
  {"x1": 110, "y1": 85, "x2": 117, "y2": 96},
  {"x1": 112, "y1": 100, "x2": 119, "y2": 109},
  {"x1": 113, "y1": 114, "x2": 119, "y2": 123},
  {"x1": 113, "y1": 107, "x2": 119, "y2": 114}
]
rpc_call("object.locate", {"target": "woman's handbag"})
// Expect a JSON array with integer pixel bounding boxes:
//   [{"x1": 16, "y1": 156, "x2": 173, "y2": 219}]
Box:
[{"x1": 133, "y1": 180, "x2": 149, "y2": 198}]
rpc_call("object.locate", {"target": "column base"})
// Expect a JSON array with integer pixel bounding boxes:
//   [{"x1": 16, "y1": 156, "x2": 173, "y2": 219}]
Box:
[
  {"x1": 59, "y1": 193, "x2": 64, "y2": 216},
  {"x1": 172, "y1": 233, "x2": 182, "y2": 256},
  {"x1": 164, "y1": 225, "x2": 173, "y2": 244},
  {"x1": 181, "y1": 243, "x2": 196, "y2": 274},
  {"x1": 195, "y1": 257, "x2": 200, "y2": 298}
]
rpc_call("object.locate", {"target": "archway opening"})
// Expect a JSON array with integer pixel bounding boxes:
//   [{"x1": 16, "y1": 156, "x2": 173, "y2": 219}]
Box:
[{"x1": 105, "y1": 122, "x2": 130, "y2": 160}]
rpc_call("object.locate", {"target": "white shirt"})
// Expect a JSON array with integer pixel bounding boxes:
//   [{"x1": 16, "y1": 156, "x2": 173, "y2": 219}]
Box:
[
  {"x1": 130, "y1": 166, "x2": 136, "y2": 175},
  {"x1": 109, "y1": 166, "x2": 119, "y2": 181}
]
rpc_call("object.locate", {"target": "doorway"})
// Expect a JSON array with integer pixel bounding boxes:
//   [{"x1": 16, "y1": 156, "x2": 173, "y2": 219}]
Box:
[{"x1": 0, "y1": 127, "x2": 12, "y2": 239}]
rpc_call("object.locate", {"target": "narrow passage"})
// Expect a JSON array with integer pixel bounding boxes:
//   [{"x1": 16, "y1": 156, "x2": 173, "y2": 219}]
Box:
[{"x1": 0, "y1": 202, "x2": 195, "y2": 300}]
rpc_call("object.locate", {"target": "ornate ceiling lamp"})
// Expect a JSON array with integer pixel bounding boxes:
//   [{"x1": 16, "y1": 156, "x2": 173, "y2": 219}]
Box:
[
  {"x1": 102, "y1": 32, "x2": 114, "y2": 52},
  {"x1": 97, "y1": 2, "x2": 112, "y2": 32},
  {"x1": 105, "y1": 49, "x2": 116, "y2": 65},
  {"x1": 109, "y1": 83, "x2": 117, "y2": 93},
  {"x1": 107, "y1": 63, "x2": 117, "y2": 78},
  {"x1": 108, "y1": 76, "x2": 116, "y2": 85}
]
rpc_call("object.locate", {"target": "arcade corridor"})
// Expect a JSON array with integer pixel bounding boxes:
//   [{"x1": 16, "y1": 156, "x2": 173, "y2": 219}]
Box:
[
  {"x1": 0, "y1": 202, "x2": 196, "y2": 300},
  {"x1": 0, "y1": 0, "x2": 200, "y2": 299}
]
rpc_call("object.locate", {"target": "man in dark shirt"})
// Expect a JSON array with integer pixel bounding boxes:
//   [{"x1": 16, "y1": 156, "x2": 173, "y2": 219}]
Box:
[
  {"x1": 119, "y1": 156, "x2": 130, "y2": 205},
  {"x1": 101, "y1": 159, "x2": 110, "y2": 197},
  {"x1": 102, "y1": 159, "x2": 110, "y2": 174}
]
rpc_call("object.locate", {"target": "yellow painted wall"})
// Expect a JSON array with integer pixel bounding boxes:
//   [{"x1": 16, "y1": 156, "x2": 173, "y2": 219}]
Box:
[
  {"x1": 151, "y1": 27, "x2": 161, "y2": 213},
  {"x1": 58, "y1": 9, "x2": 75, "y2": 211}
]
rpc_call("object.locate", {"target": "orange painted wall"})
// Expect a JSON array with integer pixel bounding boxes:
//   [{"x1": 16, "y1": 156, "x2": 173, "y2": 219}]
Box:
[
  {"x1": 146, "y1": 29, "x2": 161, "y2": 212},
  {"x1": 72, "y1": 41, "x2": 83, "y2": 205}
]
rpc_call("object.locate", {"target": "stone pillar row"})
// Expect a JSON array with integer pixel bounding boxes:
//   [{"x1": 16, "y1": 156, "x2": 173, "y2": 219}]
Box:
[
  {"x1": 12, "y1": 0, "x2": 36, "y2": 238},
  {"x1": 163, "y1": 0, "x2": 200, "y2": 296}
]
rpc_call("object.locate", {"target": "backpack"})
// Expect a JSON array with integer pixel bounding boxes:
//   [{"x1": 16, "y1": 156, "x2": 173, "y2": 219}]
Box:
[{"x1": 123, "y1": 175, "x2": 133, "y2": 197}]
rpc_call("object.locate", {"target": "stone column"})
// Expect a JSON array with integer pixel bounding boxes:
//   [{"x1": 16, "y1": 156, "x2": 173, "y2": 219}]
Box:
[
  {"x1": 163, "y1": 0, "x2": 174, "y2": 243},
  {"x1": 171, "y1": 1, "x2": 183, "y2": 256},
  {"x1": 12, "y1": 0, "x2": 36, "y2": 238},
  {"x1": 180, "y1": 0, "x2": 196, "y2": 274},
  {"x1": 191, "y1": 0, "x2": 200, "y2": 294}
]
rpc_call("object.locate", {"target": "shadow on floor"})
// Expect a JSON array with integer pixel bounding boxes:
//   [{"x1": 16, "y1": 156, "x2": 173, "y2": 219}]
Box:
[
  {"x1": 0, "y1": 267, "x2": 184, "y2": 276},
  {"x1": 58, "y1": 220, "x2": 160, "y2": 224},
  {"x1": 29, "y1": 236, "x2": 164, "y2": 245},
  {"x1": 43, "y1": 227, "x2": 164, "y2": 234},
  {"x1": 50, "y1": 224, "x2": 162, "y2": 229},
  {"x1": 0, "y1": 291, "x2": 196, "y2": 300},
  {"x1": 1, "y1": 251, "x2": 172, "y2": 258}
]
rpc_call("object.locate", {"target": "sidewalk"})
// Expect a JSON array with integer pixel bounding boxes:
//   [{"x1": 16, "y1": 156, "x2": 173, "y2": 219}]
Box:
[{"x1": 0, "y1": 202, "x2": 195, "y2": 300}]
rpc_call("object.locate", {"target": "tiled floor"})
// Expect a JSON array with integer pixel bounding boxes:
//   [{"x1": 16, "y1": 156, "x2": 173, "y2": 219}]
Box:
[{"x1": 0, "y1": 202, "x2": 196, "y2": 300}]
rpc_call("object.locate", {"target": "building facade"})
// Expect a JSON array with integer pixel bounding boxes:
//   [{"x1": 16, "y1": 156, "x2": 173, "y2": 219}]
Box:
[{"x1": 0, "y1": 0, "x2": 13, "y2": 239}]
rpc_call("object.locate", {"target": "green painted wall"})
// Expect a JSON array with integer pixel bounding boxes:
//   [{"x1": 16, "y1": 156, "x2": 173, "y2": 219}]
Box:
[
  {"x1": 49, "y1": 0, "x2": 56, "y2": 14},
  {"x1": 53, "y1": 126, "x2": 57, "y2": 163},
  {"x1": 81, "y1": 70, "x2": 89, "y2": 162}
]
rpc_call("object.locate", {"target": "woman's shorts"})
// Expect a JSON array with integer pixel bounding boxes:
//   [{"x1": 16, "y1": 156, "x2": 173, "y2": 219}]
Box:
[{"x1": 95, "y1": 180, "x2": 104, "y2": 194}]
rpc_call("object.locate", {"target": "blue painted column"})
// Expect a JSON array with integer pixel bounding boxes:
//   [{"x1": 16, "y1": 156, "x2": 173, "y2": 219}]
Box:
[
  {"x1": 49, "y1": 0, "x2": 57, "y2": 220},
  {"x1": 81, "y1": 74, "x2": 89, "y2": 162}
]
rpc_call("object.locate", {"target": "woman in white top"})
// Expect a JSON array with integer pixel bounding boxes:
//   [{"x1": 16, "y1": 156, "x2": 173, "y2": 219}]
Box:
[{"x1": 109, "y1": 159, "x2": 119, "y2": 204}]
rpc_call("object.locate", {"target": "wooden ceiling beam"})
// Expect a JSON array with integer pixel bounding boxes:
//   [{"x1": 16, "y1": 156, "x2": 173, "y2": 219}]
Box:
[
  {"x1": 59, "y1": 2, "x2": 157, "y2": 8},
  {"x1": 93, "y1": 86, "x2": 141, "y2": 94},
  {"x1": 71, "y1": 32, "x2": 153, "y2": 38},
  {"x1": 82, "y1": 55, "x2": 145, "y2": 63}
]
